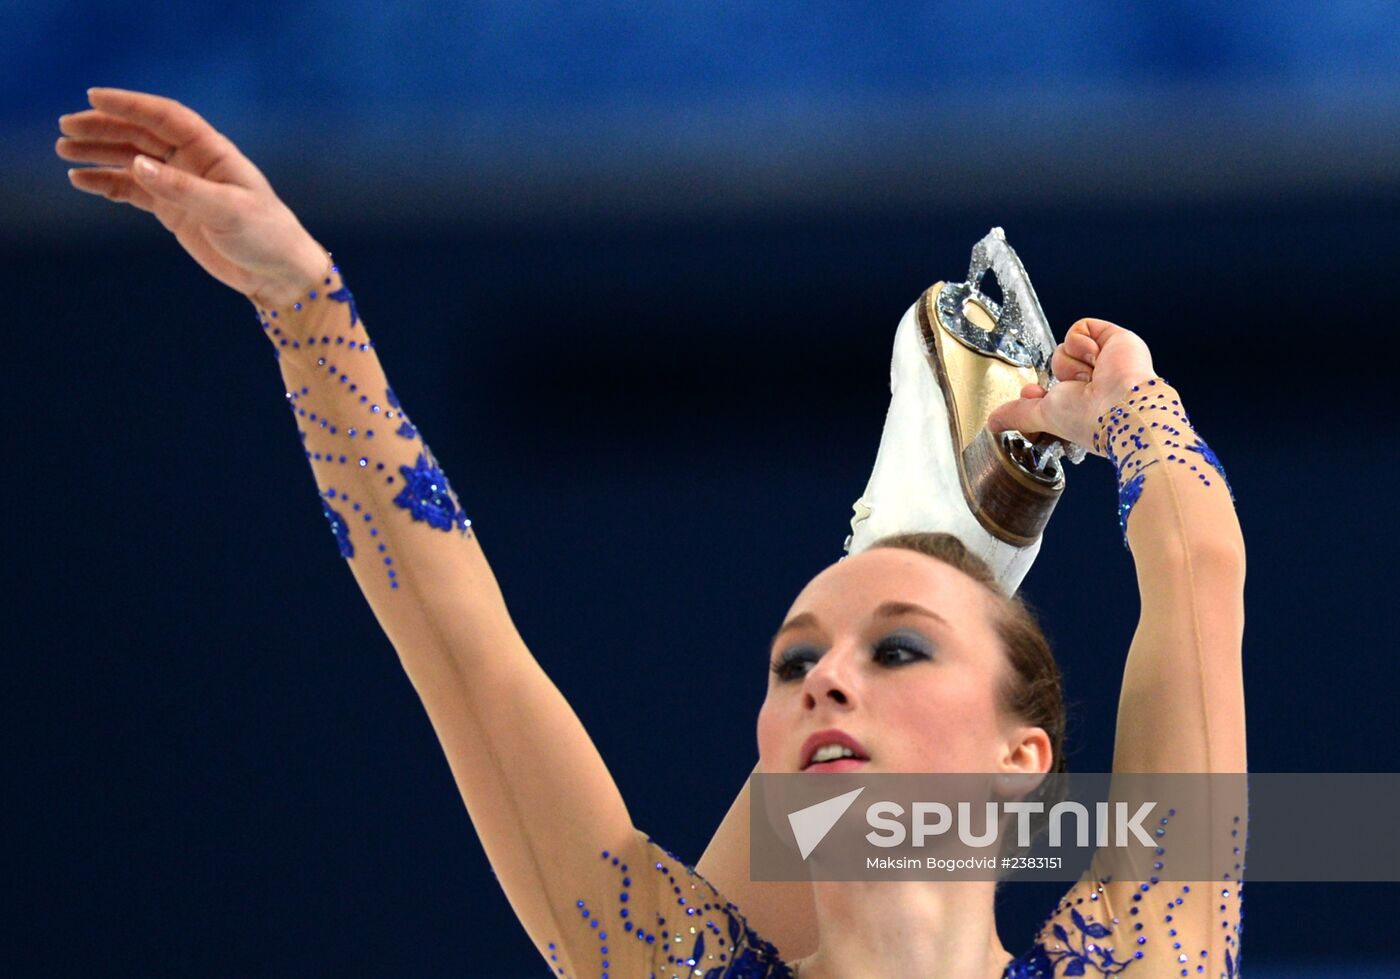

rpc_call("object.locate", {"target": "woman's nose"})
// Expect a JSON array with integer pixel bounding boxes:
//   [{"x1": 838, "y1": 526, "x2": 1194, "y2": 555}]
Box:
[{"x1": 802, "y1": 646, "x2": 859, "y2": 711}]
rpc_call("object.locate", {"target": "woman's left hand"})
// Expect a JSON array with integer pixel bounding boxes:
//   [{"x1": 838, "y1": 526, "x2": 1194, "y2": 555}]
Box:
[{"x1": 986, "y1": 318, "x2": 1157, "y2": 457}]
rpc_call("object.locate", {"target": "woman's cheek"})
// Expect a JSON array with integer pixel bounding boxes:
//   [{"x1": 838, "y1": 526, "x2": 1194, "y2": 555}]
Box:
[
  {"x1": 889, "y1": 686, "x2": 988, "y2": 770},
  {"x1": 755, "y1": 697, "x2": 783, "y2": 771}
]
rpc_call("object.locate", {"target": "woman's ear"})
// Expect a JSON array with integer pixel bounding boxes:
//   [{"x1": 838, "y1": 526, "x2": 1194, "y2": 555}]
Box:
[
  {"x1": 992, "y1": 728, "x2": 1051, "y2": 804},
  {"x1": 1001, "y1": 725, "x2": 1053, "y2": 776}
]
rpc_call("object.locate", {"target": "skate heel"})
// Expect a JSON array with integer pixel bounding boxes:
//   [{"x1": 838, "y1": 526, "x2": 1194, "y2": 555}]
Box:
[{"x1": 959, "y1": 427, "x2": 1063, "y2": 547}]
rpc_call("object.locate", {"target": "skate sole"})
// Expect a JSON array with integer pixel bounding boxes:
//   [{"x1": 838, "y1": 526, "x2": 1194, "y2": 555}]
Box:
[{"x1": 917, "y1": 282, "x2": 1064, "y2": 547}]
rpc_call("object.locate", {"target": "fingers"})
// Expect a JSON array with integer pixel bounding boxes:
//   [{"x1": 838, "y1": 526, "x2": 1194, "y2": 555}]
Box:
[
  {"x1": 1048, "y1": 321, "x2": 1098, "y2": 381},
  {"x1": 56, "y1": 137, "x2": 151, "y2": 170},
  {"x1": 86, "y1": 88, "x2": 212, "y2": 150},
  {"x1": 1063, "y1": 329, "x2": 1098, "y2": 366},
  {"x1": 66, "y1": 167, "x2": 158, "y2": 213},
  {"x1": 82, "y1": 88, "x2": 265, "y2": 190},
  {"x1": 987, "y1": 393, "x2": 1047, "y2": 437},
  {"x1": 65, "y1": 149, "x2": 243, "y2": 225},
  {"x1": 1053, "y1": 317, "x2": 1146, "y2": 384},
  {"x1": 1071, "y1": 317, "x2": 1129, "y2": 345},
  {"x1": 1051, "y1": 343, "x2": 1091, "y2": 384},
  {"x1": 128, "y1": 154, "x2": 248, "y2": 228},
  {"x1": 58, "y1": 110, "x2": 173, "y2": 159}
]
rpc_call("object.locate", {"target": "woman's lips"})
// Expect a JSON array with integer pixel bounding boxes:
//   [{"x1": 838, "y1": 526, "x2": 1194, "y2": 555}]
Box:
[
  {"x1": 804, "y1": 757, "x2": 870, "y2": 773},
  {"x1": 800, "y1": 729, "x2": 870, "y2": 770}
]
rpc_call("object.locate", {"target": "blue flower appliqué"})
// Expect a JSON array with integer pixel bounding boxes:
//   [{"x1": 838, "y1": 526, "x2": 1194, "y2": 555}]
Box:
[
  {"x1": 630, "y1": 838, "x2": 793, "y2": 979},
  {"x1": 1184, "y1": 436, "x2": 1234, "y2": 499},
  {"x1": 706, "y1": 941, "x2": 792, "y2": 979},
  {"x1": 1002, "y1": 946, "x2": 1054, "y2": 978},
  {"x1": 385, "y1": 388, "x2": 418, "y2": 439},
  {"x1": 564, "y1": 838, "x2": 793, "y2": 979},
  {"x1": 683, "y1": 911, "x2": 791, "y2": 979},
  {"x1": 1008, "y1": 908, "x2": 1129, "y2": 977},
  {"x1": 320, "y1": 498, "x2": 354, "y2": 558},
  {"x1": 1114, "y1": 463, "x2": 1155, "y2": 548},
  {"x1": 327, "y1": 285, "x2": 359, "y2": 327},
  {"x1": 393, "y1": 452, "x2": 470, "y2": 532}
]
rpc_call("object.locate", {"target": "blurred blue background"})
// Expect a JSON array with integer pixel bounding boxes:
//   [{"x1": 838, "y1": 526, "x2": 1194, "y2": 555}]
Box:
[{"x1": 8, "y1": 2, "x2": 1399, "y2": 976}]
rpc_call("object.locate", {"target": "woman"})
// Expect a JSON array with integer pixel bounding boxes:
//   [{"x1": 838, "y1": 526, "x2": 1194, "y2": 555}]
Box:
[{"x1": 57, "y1": 88, "x2": 1246, "y2": 978}]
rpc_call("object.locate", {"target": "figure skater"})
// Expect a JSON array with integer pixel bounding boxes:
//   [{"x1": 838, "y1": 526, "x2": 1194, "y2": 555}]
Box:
[{"x1": 57, "y1": 88, "x2": 1246, "y2": 978}]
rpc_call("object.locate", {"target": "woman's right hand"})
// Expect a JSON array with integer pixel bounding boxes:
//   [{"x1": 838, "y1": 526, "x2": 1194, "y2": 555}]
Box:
[
  {"x1": 57, "y1": 87, "x2": 329, "y2": 308},
  {"x1": 987, "y1": 318, "x2": 1157, "y2": 456}
]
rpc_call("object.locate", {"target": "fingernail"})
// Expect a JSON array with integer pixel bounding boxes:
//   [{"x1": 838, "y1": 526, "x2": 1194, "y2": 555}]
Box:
[
  {"x1": 1076, "y1": 372, "x2": 1091, "y2": 382},
  {"x1": 134, "y1": 155, "x2": 158, "y2": 178}
]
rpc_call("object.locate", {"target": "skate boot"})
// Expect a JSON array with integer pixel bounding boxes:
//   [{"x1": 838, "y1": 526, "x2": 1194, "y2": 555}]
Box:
[{"x1": 844, "y1": 228, "x2": 1085, "y2": 594}]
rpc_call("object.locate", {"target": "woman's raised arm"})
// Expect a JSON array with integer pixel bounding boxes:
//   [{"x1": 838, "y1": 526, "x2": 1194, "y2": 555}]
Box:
[
  {"x1": 990, "y1": 319, "x2": 1246, "y2": 777},
  {"x1": 57, "y1": 88, "x2": 674, "y2": 977},
  {"x1": 989, "y1": 321, "x2": 1247, "y2": 976}
]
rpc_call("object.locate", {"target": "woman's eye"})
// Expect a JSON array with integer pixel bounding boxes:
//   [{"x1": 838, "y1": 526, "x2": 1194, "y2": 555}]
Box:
[
  {"x1": 770, "y1": 648, "x2": 818, "y2": 682},
  {"x1": 874, "y1": 636, "x2": 932, "y2": 666}
]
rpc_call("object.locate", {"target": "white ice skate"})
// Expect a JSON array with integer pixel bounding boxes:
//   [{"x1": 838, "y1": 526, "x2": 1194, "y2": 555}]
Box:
[{"x1": 844, "y1": 228, "x2": 1085, "y2": 595}]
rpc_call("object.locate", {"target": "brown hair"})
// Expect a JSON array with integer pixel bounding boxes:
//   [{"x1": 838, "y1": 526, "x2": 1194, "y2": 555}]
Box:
[{"x1": 867, "y1": 531, "x2": 1069, "y2": 786}]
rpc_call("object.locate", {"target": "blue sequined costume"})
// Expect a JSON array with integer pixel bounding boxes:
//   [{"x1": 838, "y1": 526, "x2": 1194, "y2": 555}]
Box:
[{"x1": 539, "y1": 819, "x2": 1243, "y2": 979}]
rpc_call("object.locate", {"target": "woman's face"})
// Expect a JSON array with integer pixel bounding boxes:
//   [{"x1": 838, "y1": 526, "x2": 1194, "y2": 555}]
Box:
[{"x1": 756, "y1": 548, "x2": 1050, "y2": 776}]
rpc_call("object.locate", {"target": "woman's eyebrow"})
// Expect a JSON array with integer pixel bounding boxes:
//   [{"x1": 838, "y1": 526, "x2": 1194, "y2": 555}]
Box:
[
  {"x1": 771, "y1": 611, "x2": 819, "y2": 646},
  {"x1": 772, "y1": 600, "x2": 948, "y2": 647},
  {"x1": 873, "y1": 600, "x2": 949, "y2": 628}
]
